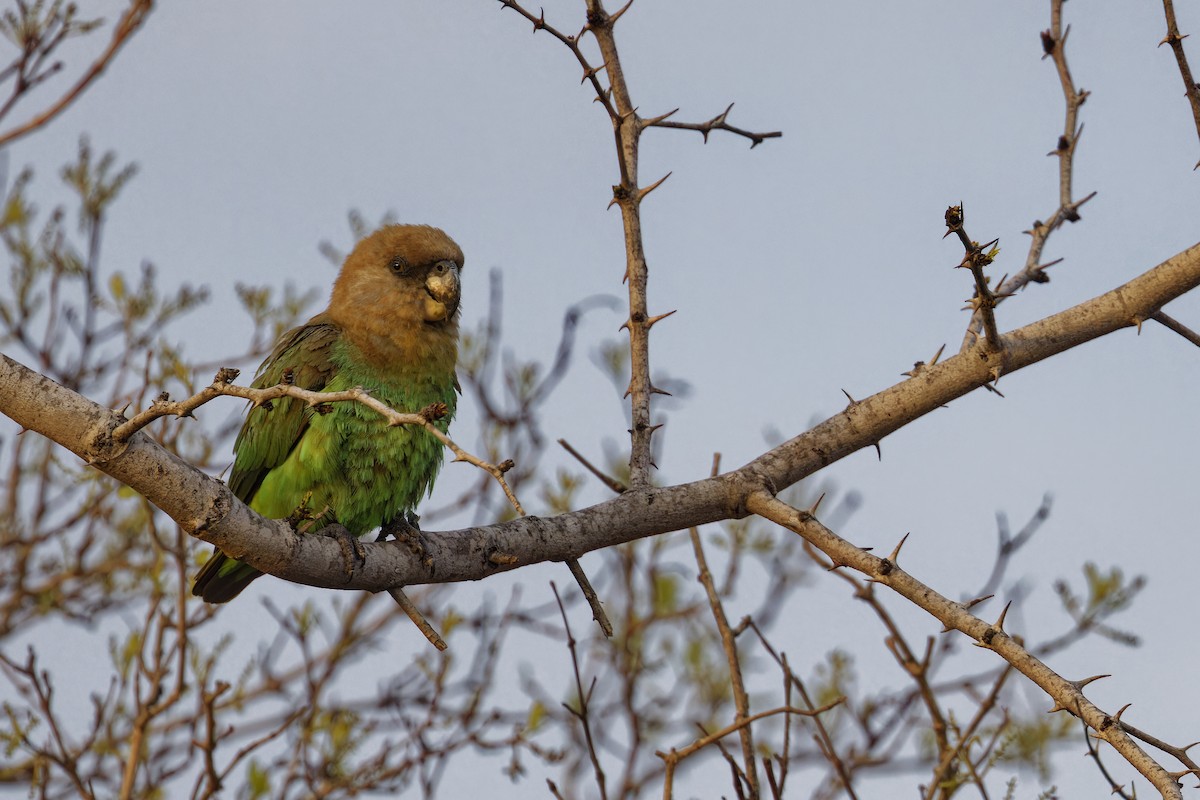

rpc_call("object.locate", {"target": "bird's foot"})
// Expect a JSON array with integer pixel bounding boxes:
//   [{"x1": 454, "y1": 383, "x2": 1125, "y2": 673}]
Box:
[
  {"x1": 319, "y1": 523, "x2": 366, "y2": 584},
  {"x1": 379, "y1": 512, "x2": 433, "y2": 570}
]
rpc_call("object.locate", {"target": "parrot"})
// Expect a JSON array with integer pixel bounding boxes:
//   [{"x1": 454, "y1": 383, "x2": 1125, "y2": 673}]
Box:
[{"x1": 191, "y1": 224, "x2": 464, "y2": 603}]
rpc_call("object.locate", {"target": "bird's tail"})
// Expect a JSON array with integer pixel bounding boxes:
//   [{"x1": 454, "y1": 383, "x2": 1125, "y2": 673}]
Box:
[{"x1": 192, "y1": 549, "x2": 263, "y2": 603}]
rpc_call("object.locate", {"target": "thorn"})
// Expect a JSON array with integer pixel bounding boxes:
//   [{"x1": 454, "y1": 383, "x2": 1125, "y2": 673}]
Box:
[
  {"x1": 1112, "y1": 703, "x2": 1132, "y2": 724},
  {"x1": 1166, "y1": 767, "x2": 1200, "y2": 782},
  {"x1": 929, "y1": 343, "x2": 946, "y2": 365},
  {"x1": 841, "y1": 388, "x2": 858, "y2": 407},
  {"x1": 642, "y1": 107, "x2": 680, "y2": 127},
  {"x1": 964, "y1": 593, "x2": 993, "y2": 610},
  {"x1": 637, "y1": 172, "x2": 672, "y2": 202},
  {"x1": 608, "y1": 0, "x2": 634, "y2": 25},
  {"x1": 1132, "y1": 316, "x2": 1144, "y2": 334},
  {"x1": 806, "y1": 492, "x2": 826, "y2": 516},
  {"x1": 649, "y1": 384, "x2": 673, "y2": 396},
  {"x1": 581, "y1": 61, "x2": 607, "y2": 83},
  {"x1": 888, "y1": 532, "x2": 910, "y2": 562},
  {"x1": 645, "y1": 309, "x2": 677, "y2": 328},
  {"x1": 1072, "y1": 674, "x2": 1111, "y2": 691},
  {"x1": 994, "y1": 601, "x2": 1012, "y2": 632},
  {"x1": 873, "y1": 442, "x2": 882, "y2": 461}
]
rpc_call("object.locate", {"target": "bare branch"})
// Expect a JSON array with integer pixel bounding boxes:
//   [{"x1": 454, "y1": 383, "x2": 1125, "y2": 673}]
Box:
[
  {"x1": 1158, "y1": 0, "x2": 1200, "y2": 168},
  {"x1": 647, "y1": 102, "x2": 782, "y2": 148},
  {"x1": 0, "y1": 0, "x2": 154, "y2": 148}
]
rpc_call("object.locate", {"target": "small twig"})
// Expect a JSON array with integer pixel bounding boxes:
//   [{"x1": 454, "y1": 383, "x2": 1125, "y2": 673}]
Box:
[
  {"x1": 1082, "y1": 719, "x2": 1137, "y2": 800},
  {"x1": 687, "y1": 452, "x2": 758, "y2": 798},
  {"x1": 495, "y1": 0, "x2": 617, "y2": 120},
  {"x1": 744, "y1": 621, "x2": 860, "y2": 799},
  {"x1": 944, "y1": 205, "x2": 1003, "y2": 354},
  {"x1": 923, "y1": 665, "x2": 1014, "y2": 800},
  {"x1": 112, "y1": 369, "x2": 528, "y2": 508},
  {"x1": 1158, "y1": 0, "x2": 1200, "y2": 168},
  {"x1": 1114, "y1": 716, "x2": 1200, "y2": 785},
  {"x1": 551, "y1": 582, "x2": 608, "y2": 800},
  {"x1": 657, "y1": 702, "x2": 843, "y2": 769},
  {"x1": 559, "y1": 438, "x2": 627, "y2": 493},
  {"x1": 387, "y1": 587, "x2": 447, "y2": 651},
  {"x1": 647, "y1": 102, "x2": 782, "y2": 148},
  {"x1": 0, "y1": 0, "x2": 153, "y2": 149},
  {"x1": 1151, "y1": 310, "x2": 1200, "y2": 348},
  {"x1": 565, "y1": 558, "x2": 612, "y2": 637},
  {"x1": 690, "y1": 525, "x2": 758, "y2": 798}
]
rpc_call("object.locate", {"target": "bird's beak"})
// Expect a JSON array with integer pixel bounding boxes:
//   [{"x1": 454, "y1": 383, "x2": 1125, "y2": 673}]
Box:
[{"x1": 423, "y1": 260, "x2": 461, "y2": 322}]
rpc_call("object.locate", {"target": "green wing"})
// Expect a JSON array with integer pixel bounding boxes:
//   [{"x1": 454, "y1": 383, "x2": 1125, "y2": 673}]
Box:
[
  {"x1": 192, "y1": 314, "x2": 340, "y2": 603},
  {"x1": 227, "y1": 315, "x2": 340, "y2": 504}
]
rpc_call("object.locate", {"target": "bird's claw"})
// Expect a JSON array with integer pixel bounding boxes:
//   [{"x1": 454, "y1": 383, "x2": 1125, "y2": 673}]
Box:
[
  {"x1": 319, "y1": 522, "x2": 366, "y2": 583},
  {"x1": 379, "y1": 512, "x2": 433, "y2": 570}
]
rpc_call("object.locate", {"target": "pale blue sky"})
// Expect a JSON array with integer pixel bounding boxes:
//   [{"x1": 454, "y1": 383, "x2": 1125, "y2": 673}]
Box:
[{"x1": 5, "y1": 1, "x2": 1200, "y2": 796}]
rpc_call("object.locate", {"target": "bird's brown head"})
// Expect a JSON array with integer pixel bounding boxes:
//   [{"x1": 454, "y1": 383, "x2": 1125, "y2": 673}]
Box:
[{"x1": 328, "y1": 224, "x2": 465, "y2": 371}]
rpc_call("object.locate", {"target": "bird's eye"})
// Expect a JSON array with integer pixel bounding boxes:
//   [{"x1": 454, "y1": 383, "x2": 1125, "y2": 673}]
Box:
[{"x1": 389, "y1": 257, "x2": 408, "y2": 274}]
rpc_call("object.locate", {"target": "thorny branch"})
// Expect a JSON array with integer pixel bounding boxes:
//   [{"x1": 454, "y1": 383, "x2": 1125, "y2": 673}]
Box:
[
  {"x1": 962, "y1": 0, "x2": 1096, "y2": 351},
  {"x1": 945, "y1": 205, "x2": 1003, "y2": 356},
  {"x1": 745, "y1": 492, "x2": 1188, "y2": 800},
  {"x1": 1158, "y1": 0, "x2": 1200, "y2": 168},
  {"x1": 495, "y1": 0, "x2": 778, "y2": 489},
  {"x1": 645, "y1": 102, "x2": 782, "y2": 148}
]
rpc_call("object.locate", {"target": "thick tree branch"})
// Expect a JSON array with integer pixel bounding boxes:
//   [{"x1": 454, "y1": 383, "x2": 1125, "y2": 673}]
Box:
[{"x1": 1, "y1": 241, "x2": 1197, "y2": 595}]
